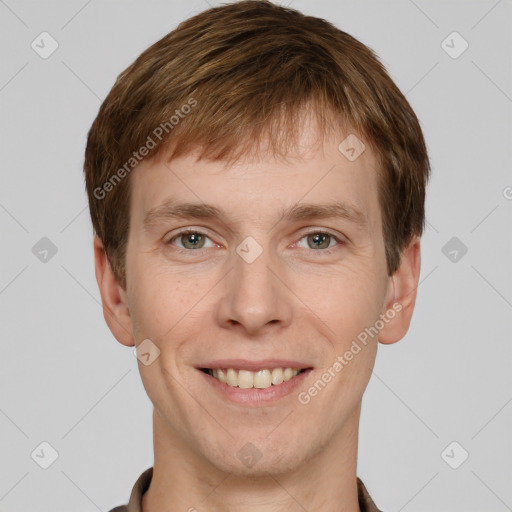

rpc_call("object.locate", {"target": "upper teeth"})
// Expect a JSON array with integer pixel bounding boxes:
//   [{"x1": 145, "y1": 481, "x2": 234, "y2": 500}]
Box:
[{"x1": 208, "y1": 368, "x2": 301, "y2": 389}]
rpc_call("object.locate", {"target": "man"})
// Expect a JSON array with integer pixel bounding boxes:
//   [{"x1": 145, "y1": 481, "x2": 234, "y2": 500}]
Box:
[{"x1": 84, "y1": 1, "x2": 430, "y2": 510}]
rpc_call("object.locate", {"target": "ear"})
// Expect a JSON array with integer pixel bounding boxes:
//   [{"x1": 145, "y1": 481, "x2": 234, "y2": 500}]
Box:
[
  {"x1": 378, "y1": 236, "x2": 421, "y2": 345},
  {"x1": 93, "y1": 236, "x2": 135, "y2": 347}
]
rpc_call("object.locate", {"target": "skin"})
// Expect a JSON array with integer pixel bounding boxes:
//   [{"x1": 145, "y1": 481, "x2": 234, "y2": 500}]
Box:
[{"x1": 94, "y1": 114, "x2": 421, "y2": 512}]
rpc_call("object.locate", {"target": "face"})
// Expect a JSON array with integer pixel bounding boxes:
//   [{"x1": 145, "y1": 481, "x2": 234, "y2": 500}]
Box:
[{"x1": 98, "y1": 117, "x2": 417, "y2": 476}]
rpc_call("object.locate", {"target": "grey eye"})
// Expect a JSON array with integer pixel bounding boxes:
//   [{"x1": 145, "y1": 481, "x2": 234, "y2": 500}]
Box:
[
  {"x1": 180, "y1": 232, "x2": 206, "y2": 249},
  {"x1": 297, "y1": 232, "x2": 339, "y2": 250}
]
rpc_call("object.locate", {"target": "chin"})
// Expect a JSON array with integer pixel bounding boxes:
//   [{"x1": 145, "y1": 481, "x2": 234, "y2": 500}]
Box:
[{"x1": 198, "y1": 432, "x2": 312, "y2": 477}]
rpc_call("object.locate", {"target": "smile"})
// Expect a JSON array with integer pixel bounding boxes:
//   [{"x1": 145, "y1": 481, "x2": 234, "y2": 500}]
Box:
[{"x1": 201, "y1": 367, "x2": 306, "y2": 389}]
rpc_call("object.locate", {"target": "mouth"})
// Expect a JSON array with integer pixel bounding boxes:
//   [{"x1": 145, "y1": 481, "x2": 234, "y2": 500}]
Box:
[
  {"x1": 200, "y1": 367, "x2": 310, "y2": 390},
  {"x1": 196, "y1": 359, "x2": 314, "y2": 405}
]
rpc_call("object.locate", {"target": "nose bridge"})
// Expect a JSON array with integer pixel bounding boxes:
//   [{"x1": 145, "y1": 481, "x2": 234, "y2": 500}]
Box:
[
  {"x1": 235, "y1": 239, "x2": 273, "y2": 291},
  {"x1": 217, "y1": 237, "x2": 291, "y2": 333}
]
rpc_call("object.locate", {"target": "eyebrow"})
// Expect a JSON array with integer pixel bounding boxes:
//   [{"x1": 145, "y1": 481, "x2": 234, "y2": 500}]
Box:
[{"x1": 142, "y1": 198, "x2": 368, "y2": 232}]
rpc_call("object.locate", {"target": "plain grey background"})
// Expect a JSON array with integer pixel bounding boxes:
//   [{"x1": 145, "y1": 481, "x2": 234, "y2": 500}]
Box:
[{"x1": 0, "y1": 1, "x2": 511, "y2": 511}]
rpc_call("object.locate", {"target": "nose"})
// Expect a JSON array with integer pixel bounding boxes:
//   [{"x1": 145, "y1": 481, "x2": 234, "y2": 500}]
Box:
[{"x1": 215, "y1": 242, "x2": 293, "y2": 336}]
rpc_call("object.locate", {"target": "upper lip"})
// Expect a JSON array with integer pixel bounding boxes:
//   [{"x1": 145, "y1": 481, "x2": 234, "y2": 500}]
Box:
[{"x1": 197, "y1": 359, "x2": 313, "y2": 371}]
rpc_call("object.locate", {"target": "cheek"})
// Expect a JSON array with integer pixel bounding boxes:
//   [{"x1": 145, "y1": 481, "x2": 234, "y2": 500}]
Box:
[
  {"x1": 299, "y1": 262, "x2": 385, "y2": 339},
  {"x1": 127, "y1": 256, "x2": 193, "y2": 340}
]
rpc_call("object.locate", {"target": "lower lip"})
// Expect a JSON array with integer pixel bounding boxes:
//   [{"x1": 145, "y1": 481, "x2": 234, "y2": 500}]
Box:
[{"x1": 198, "y1": 369, "x2": 313, "y2": 406}]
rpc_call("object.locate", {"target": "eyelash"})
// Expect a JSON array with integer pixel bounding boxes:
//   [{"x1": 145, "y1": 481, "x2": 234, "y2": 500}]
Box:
[{"x1": 164, "y1": 228, "x2": 345, "y2": 254}]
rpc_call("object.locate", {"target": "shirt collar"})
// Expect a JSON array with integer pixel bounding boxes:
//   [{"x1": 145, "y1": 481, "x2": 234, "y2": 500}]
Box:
[{"x1": 121, "y1": 466, "x2": 382, "y2": 512}]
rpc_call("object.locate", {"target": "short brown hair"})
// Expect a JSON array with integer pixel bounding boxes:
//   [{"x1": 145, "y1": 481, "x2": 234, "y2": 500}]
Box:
[{"x1": 84, "y1": 0, "x2": 430, "y2": 289}]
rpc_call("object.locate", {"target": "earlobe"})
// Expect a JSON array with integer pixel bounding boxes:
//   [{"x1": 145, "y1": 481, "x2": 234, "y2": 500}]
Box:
[
  {"x1": 378, "y1": 236, "x2": 421, "y2": 345},
  {"x1": 93, "y1": 236, "x2": 135, "y2": 347}
]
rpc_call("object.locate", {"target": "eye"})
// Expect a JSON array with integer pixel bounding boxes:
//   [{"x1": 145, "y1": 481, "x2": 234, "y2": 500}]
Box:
[
  {"x1": 295, "y1": 231, "x2": 344, "y2": 251},
  {"x1": 165, "y1": 228, "x2": 344, "y2": 253},
  {"x1": 166, "y1": 229, "x2": 216, "y2": 250}
]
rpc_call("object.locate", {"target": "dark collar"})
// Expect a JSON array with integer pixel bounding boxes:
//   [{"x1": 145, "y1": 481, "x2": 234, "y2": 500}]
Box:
[{"x1": 111, "y1": 466, "x2": 382, "y2": 512}]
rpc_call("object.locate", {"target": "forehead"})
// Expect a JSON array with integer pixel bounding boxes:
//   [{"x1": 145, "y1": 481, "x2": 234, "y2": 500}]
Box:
[{"x1": 129, "y1": 118, "x2": 382, "y2": 235}]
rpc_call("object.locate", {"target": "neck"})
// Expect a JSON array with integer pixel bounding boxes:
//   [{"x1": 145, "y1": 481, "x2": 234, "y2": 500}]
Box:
[{"x1": 142, "y1": 406, "x2": 362, "y2": 512}]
